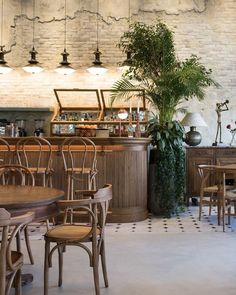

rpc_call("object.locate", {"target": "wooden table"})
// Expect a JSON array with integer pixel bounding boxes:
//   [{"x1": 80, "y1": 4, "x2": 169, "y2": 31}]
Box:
[
  {"x1": 0, "y1": 185, "x2": 65, "y2": 285},
  {"x1": 214, "y1": 164, "x2": 236, "y2": 231},
  {"x1": 0, "y1": 185, "x2": 64, "y2": 221}
]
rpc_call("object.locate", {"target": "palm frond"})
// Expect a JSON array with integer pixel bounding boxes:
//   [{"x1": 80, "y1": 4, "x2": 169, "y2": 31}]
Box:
[{"x1": 110, "y1": 78, "x2": 144, "y2": 106}]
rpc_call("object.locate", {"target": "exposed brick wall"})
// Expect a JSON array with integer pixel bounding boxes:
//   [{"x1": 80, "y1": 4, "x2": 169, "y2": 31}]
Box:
[{"x1": 0, "y1": 0, "x2": 235, "y2": 145}]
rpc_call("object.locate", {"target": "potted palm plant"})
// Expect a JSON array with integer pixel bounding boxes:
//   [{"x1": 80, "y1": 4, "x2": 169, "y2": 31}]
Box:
[{"x1": 111, "y1": 20, "x2": 218, "y2": 217}]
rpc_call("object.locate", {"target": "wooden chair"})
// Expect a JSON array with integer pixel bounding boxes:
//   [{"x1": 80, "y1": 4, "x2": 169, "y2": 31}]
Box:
[
  {"x1": 44, "y1": 184, "x2": 112, "y2": 295},
  {"x1": 198, "y1": 164, "x2": 219, "y2": 220},
  {"x1": 0, "y1": 138, "x2": 12, "y2": 165},
  {"x1": 198, "y1": 164, "x2": 235, "y2": 220},
  {"x1": 60, "y1": 137, "x2": 98, "y2": 200},
  {"x1": 16, "y1": 137, "x2": 53, "y2": 187},
  {"x1": 0, "y1": 164, "x2": 35, "y2": 265},
  {"x1": 0, "y1": 208, "x2": 34, "y2": 295}
]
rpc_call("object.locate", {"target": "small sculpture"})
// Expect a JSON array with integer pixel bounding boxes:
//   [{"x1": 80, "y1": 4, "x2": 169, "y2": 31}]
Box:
[{"x1": 212, "y1": 100, "x2": 229, "y2": 146}]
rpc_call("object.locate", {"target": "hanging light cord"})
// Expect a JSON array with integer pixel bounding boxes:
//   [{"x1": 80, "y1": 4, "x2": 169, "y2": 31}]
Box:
[
  {"x1": 64, "y1": 0, "x2": 67, "y2": 50},
  {"x1": 32, "y1": 0, "x2": 35, "y2": 46},
  {"x1": 1, "y1": 0, "x2": 3, "y2": 46},
  {"x1": 96, "y1": 0, "x2": 99, "y2": 50},
  {"x1": 128, "y1": 0, "x2": 130, "y2": 21}
]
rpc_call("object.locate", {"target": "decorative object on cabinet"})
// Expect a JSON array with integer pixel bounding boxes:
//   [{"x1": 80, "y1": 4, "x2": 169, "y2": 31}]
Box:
[
  {"x1": 111, "y1": 20, "x2": 218, "y2": 217},
  {"x1": 54, "y1": 0, "x2": 75, "y2": 75},
  {"x1": 22, "y1": 0, "x2": 43, "y2": 74},
  {"x1": 226, "y1": 121, "x2": 236, "y2": 146},
  {"x1": 51, "y1": 88, "x2": 101, "y2": 136},
  {"x1": 212, "y1": 100, "x2": 229, "y2": 146},
  {"x1": 181, "y1": 112, "x2": 207, "y2": 146},
  {"x1": 87, "y1": 0, "x2": 107, "y2": 75},
  {"x1": 0, "y1": 0, "x2": 12, "y2": 74}
]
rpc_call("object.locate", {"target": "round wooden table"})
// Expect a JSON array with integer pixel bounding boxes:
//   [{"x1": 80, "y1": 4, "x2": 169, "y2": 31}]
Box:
[
  {"x1": 0, "y1": 185, "x2": 64, "y2": 221},
  {"x1": 0, "y1": 185, "x2": 65, "y2": 285}
]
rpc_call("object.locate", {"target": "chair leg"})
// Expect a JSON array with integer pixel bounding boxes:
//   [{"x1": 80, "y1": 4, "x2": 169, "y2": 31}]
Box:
[
  {"x1": 58, "y1": 245, "x2": 63, "y2": 287},
  {"x1": 44, "y1": 240, "x2": 50, "y2": 295},
  {"x1": 209, "y1": 193, "x2": 213, "y2": 216},
  {"x1": 92, "y1": 251, "x2": 100, "y2": 295},
  {"x1": 100, "y1": 240, "x2": 109, "y2": 287},
  {"x1": 24, "y1": 226, "x2": 34, "y2": 265},
  {"x1": 14, "y1": 269, "x2": 22, "y2": 295},
  {"x1": 199, "y1": 190, "x2": 203, "y2": 221}
]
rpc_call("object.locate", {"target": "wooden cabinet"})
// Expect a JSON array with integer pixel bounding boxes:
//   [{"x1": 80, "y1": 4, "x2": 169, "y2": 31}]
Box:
[{"x1": 186, "y1": 146, "x2": 236, "y2": 201}]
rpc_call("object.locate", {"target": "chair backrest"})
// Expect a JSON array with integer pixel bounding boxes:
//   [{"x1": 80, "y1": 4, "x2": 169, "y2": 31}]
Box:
[
  {"x1": 57, "y1": 184, "x2": 112, "y2": 231},
  {"x1": 0, "y1": 164, "x2": 35, "y2": 186},
  {"x1": 16, "y1": 136, "x2": 52, "y2": 173},
  {"x1": 0, "y1": 138, "x2": 12, "y2": 165},
  {"x1": 60, "y1": 137, "x2": 97, "y2": 175},
  {"x1": 0, "y1": 208, "x2": 34, "y2": 295},
  {"x1": 197, "y1": 164, "x2": 218, "y2": 188}
]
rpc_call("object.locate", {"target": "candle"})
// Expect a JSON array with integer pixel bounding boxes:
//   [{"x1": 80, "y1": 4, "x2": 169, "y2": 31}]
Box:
[
  {"x1": 129, "y1": 100, "x2": 132, "y2": 114},
  {"x1": 137, "y1": 101, "x2": 140, "y2": 114}
]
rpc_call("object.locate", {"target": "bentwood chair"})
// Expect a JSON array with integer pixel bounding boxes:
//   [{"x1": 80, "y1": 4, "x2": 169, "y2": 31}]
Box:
[
  {"x1": 16, "y1": 137, "x2": 53, "y2": 187},
  {"x1": 198, "y1": 164, "x2": 234, "y2": 221},
  {"x1": 0, "y1": 208, "x2": 34, "y2": 295},
  {"x1": 0, "y1": 164, "x2": 35, "y2": 265},
  {"x1": 60, "y1": 137, "x2": 98, "y2": 200},
  {"x1": 44, "y1": 184, "x2": 112, "y2": 295},
  {"x1": 0, "y1": 138, "x2": 12, "y2": 165}
]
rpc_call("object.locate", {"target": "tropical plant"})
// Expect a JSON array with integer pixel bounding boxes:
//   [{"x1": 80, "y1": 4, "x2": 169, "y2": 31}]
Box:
[{"x1": 111, "y1": 20, "x2": 218, "y2": 216}]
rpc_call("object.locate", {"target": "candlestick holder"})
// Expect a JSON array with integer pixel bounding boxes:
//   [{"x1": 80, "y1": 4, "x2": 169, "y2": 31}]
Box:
[
  {"x1": 135, "y1": 113, "x2": 141, "y2": 138},
  {"x1": 127, "y1": 113, "x2": 134, "y2": 137}
]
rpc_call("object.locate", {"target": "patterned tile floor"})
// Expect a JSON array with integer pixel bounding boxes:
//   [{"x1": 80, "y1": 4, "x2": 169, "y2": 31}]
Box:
[{"x1": 27, "y1": 205, "x2": 236, "y2": 240}]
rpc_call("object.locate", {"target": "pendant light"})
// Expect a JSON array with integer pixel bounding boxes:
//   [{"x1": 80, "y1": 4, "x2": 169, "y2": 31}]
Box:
[
  {"x1": 22, "y1": 0, "x2": 43, "y2": 74},
  {"x1": 0, "y1": 0, "x2": 12, "y2": 74},
  {"x1": 87, "y1": 0, "x2": 107, "y2": 75},
  {"x1": 119, "y1": 0, "x2": 132, "y2": 72},
  {"x1": 54, "y1": 0, "x2": 75, "y2": 75}
]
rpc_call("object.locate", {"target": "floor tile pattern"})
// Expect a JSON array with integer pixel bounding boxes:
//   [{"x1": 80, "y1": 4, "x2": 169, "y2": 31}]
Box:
[{"x1": 27, "y1": 205, "x2": 236, "y2": 240}]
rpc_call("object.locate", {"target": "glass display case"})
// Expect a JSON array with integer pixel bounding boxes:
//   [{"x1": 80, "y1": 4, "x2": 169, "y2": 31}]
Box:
[
  {"x1": 100, "y1": 89, "x2": 148, "y2": 137},
  {"x1": 50, "y1": 88, "x2": 148, "y2": 137},
  {"x1": 50, "y1": 89, "x2": 102, "y2": 136}
]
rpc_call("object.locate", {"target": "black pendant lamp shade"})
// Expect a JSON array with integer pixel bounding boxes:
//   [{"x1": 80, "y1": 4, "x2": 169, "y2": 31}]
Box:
[
  {"x1": 0, "y1": 0, "x2": 12, "y2": 74},
  {"x1": 22, "y1": 0, "x2": 43, "y2": 74}
]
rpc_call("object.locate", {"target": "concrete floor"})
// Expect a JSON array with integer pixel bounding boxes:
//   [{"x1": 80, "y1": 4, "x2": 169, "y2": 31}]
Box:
[{"x1": 19, "y1": 207, "x2": 236, "y2": 295}]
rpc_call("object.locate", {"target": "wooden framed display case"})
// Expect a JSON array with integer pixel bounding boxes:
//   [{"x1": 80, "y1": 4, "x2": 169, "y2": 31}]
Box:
[
  {"x1": 99, "y1": 88, "x2": 148, "y2": 136},
  {"x1": 50, "y1": 89, "x2": 102, "y2": 136},
  {"x1": 50, "y1": 88, "x2": 148, "y2": 137}
]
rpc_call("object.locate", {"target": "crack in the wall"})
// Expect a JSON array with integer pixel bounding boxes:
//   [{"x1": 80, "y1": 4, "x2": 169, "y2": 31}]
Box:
[{"x1": 8, "y1": 1, "x2": 209, "y2": 54}]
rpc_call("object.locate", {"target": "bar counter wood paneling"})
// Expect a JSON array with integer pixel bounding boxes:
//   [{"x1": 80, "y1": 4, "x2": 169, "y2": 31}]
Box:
[
  {"x1": 186, "y1": 146, "x2": 236, "y2": 202},
  {"x1": 1, "y1": 137, "x2": 151, "y2": 223}
]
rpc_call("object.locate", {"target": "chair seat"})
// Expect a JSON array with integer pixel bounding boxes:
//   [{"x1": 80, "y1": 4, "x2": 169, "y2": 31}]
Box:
[
  {"x1": 225, "y1": 190, "x2": 236, "y2": 200},
  {"x1": 204, "y1": 184, "x2": 234, "y2": 193},
  {"x1": 66, "y1": 168, "x2": 92, "y2": 174},
  {"x1": 28, "y1": 167, "x2": 53, "y2": 174},
  {"x1": 45, "y1": 225, "x2": 100, "y2": 241}
]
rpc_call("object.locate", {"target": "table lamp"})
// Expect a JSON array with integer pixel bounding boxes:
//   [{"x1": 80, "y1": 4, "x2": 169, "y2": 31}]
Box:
[{"x1": 181, "y1": 112, "x2": 207, "y2": 146}]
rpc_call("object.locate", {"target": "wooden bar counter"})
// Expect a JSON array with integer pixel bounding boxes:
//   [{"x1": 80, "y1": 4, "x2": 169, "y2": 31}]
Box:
[{"x1": 1, "y1": 137, "x2": 151, "y2": 223}]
